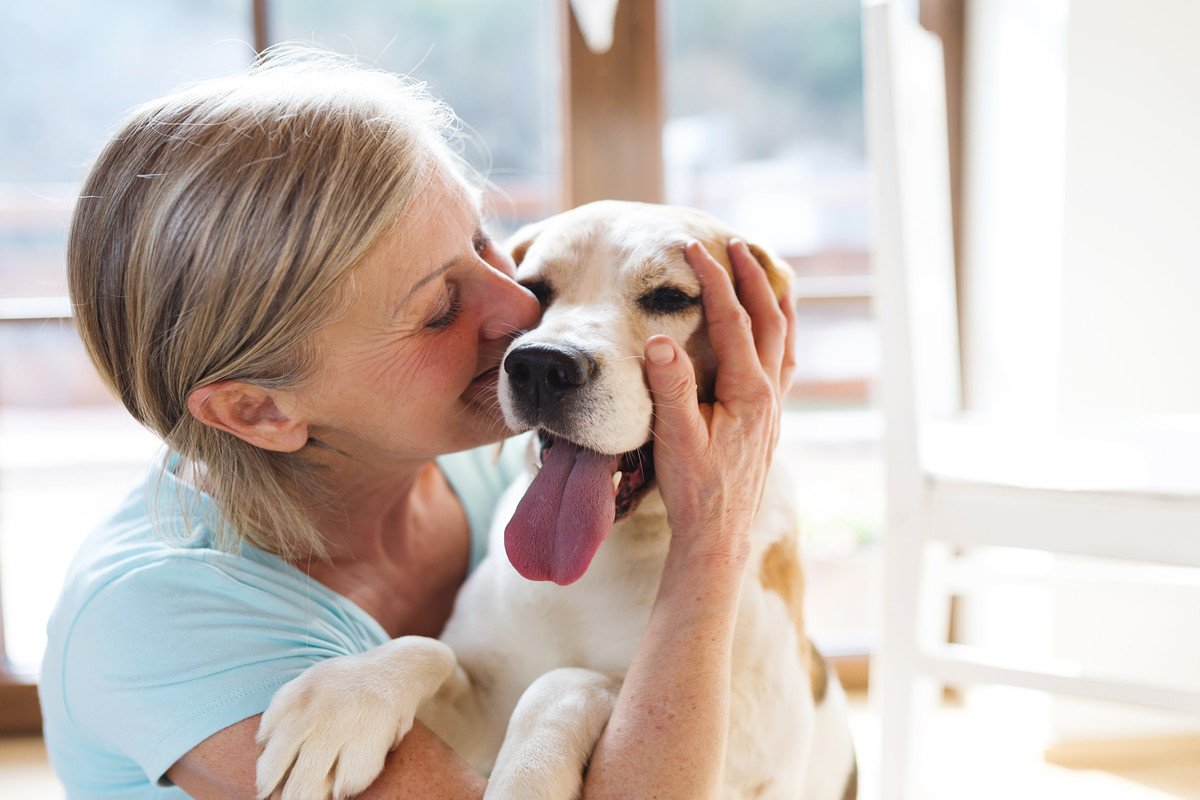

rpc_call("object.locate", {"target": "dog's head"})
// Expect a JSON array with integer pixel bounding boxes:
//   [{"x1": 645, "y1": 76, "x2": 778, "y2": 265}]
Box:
[{"x1": 499, "y1": 200, "x2": 791, "y2": 585}]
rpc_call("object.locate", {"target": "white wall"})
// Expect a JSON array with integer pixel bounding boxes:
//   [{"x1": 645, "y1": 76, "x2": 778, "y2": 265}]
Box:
[
  {"x1": 1051, "y1": 0, "x2": 1200, "y2": 739},
  {"x1": 962, "y1": 0, "x2": 1200, "y2": 419},
  {"x1": 1051, "y1": 567, "x2": 1200, "y2": 740},
  {"x1": 960, "y1": 0, "x2": 1200, "y2": 742},
  {"x1": 1058, "y1": 0, "x2": 1200, "y2": 417},
  {"x1": 961, "y1": 0, "x2": 1067, "y2": 420}
]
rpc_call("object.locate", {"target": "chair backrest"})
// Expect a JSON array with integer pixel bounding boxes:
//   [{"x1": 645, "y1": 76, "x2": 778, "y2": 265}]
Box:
[{"x1": 864, "y1": 0, "x2": 961, "y2": 500}]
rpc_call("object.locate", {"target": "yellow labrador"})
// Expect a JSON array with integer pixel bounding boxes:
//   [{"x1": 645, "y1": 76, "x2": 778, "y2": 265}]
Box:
[{"x1": 256, "y1": 201, "x2": 857, "y2": 800}]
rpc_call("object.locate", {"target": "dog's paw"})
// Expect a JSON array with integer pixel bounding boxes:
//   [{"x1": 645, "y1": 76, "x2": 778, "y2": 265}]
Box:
[
  {"x1": 255, "y1": 637, "x2": 456, "y2": 800},
  {"x1": 485, "y1": 668, "x2": 622, "y2": 800}
]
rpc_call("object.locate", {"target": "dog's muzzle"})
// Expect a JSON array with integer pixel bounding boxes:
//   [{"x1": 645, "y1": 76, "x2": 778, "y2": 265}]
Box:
[{"x1": 504, "y1": 343, "x2": 598, "y2": 420}]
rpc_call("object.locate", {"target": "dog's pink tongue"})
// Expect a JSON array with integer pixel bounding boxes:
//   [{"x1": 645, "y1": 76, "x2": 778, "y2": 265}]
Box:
[{"x1": 505, "y1": 439, "x2": 620, "y2": 586}]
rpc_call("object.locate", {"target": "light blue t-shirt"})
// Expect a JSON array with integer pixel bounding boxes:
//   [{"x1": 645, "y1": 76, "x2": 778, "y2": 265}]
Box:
[{"x1": 39, "y1": 439, "x2": 527, "y2": 799}]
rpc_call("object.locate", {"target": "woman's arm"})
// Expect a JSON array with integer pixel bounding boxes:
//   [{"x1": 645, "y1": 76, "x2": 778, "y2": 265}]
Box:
[
  {"x1": 168, "y1": 718, "x2": 486, "y2": 799},
  {"x1": 582, "y1": 238, "x2": 795, "y2": 799}
]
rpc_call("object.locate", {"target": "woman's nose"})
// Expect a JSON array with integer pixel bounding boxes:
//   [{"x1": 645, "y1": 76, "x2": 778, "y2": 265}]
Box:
[{"x1": 480, "y1": 268, "x2": 541, "y2": 341}]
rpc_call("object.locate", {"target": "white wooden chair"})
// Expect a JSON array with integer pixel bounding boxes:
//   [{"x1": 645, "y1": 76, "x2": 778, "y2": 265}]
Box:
[{"x1": 863, "y1": 2, "x2": 1200, "y2": 797}]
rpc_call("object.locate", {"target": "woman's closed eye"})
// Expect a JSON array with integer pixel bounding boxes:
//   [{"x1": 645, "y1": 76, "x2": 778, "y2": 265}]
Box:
[{"x1": 426, "y1": 286, "x2": 462, "y2": 330}]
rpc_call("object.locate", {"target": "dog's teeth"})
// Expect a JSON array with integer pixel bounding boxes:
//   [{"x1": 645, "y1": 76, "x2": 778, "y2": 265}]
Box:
[{"x1": 612, "y1": 471, "x2": 622, "y2": 493}]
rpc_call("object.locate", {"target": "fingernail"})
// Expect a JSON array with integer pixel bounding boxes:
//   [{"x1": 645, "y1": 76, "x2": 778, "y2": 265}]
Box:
[{"x1": 647, "y1": 341, "x2": 675, "y2": 365}]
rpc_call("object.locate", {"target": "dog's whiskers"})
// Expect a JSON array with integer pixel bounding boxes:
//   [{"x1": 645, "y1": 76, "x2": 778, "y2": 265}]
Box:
[{"x1": 647, "y1": 411, "x2": 682, "y2": 454}]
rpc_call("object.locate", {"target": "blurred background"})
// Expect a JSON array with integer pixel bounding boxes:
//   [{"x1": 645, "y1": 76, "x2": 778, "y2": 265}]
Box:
[
  {"x1": 1, "y1": 0, "x2": 1198, "y2": 798},
  {"x1": 0, "y1": 0, "x2": 876, "y2": 667}
]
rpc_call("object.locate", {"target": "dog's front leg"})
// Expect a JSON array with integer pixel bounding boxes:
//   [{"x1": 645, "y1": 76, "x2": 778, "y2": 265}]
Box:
[
  {"x1": 485, "y1": 668, "x2": 622, "y2": 800},
  {"x1": 255, "y1": 636, "x2": 456, "y2": 800}
]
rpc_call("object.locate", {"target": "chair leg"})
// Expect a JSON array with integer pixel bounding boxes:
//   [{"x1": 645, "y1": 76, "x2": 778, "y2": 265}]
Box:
[
  {"x1": 875, "y1": 521, "x2": 955, "y2": 800},
  {"x1": 875, "y1": 518, "x2": 922, "y2": 800},
  {"x1": 873, "y1": 515, "x2": 955, "y2": 796}
]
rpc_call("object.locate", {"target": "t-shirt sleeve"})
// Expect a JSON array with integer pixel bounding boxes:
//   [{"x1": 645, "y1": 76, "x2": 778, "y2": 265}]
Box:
[{"x1": 59, "y1": 554, "x2": 368, "y2": 786}]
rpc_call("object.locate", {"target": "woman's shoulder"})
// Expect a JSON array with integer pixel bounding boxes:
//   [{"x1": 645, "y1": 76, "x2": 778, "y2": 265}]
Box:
[
  {"x1": 43, "y1": 457, "x2": 390, "y2": 701},
  {"x1": 39, "y1": 458, "x2": 392, "y2": 785},
  {"x1": 49, "y1": 458, "x2": 256, "y2": 627}
]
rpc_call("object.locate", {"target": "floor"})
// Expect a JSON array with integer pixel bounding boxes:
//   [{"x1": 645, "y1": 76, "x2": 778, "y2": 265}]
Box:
[
  {"x1": 848, "y1": 688, "x2": 1200, "y2": 800},
  {"x1": 0, "y1": 735, "x2": 58, "y2": 800},
  {"x1": 5, "y1": 690, "x2": 1198, "y2": 798}
]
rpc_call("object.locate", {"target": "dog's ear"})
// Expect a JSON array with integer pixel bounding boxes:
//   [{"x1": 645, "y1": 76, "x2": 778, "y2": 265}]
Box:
[
  {"x1": 506, "y1": 219, "x2": 548, "y2": 269},
  {"x1": 747, "y1": 242, "x2": 794, "y2": 301}
]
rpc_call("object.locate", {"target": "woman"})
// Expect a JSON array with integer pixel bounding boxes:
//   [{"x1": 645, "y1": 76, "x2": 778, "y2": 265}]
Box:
[{"x1": 40, "y1": 49, "x2": 794, "y2": 799}]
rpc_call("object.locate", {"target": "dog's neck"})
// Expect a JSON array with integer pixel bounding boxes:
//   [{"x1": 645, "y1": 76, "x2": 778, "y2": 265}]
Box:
[{"x1": 596, "y1": 487, "x2": 674, "y2": 571}]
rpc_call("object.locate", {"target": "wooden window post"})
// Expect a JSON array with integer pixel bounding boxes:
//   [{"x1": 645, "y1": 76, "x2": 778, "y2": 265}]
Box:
[{"x1": 561, "y1": 0, "x2": 664, "y2": 207}]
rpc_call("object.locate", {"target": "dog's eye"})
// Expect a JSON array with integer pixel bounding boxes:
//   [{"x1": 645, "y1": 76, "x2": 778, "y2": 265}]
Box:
[
  {"x1": 638, "y1": 286, "x2": 699, "y2": 314},
  {"x1": 522, "y1": 280, "x2": 553, "y2": 307}
]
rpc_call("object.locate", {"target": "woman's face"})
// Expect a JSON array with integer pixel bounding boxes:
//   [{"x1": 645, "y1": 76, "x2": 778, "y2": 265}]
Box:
[{"x1": 294, "y1": 165, "x2": 541, "y2": 466}]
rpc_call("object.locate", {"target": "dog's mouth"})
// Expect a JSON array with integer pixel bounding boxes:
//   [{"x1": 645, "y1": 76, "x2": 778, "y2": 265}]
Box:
[
  {"x1": 504, "y1": 430, "x2": 656, "y2": 586},
  {"x1": 536, "y1": 431, "x2": 656, "y2": 520}
]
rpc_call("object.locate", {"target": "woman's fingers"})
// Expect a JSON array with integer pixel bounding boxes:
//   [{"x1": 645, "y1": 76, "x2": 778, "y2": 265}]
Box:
[
  {"x1": 683, "y1": 242, "x2": 768, "y2": 404},
  {"x1": 643, "y1": 335, "x2": 707, "y2": 454},
  {"x1": 643, "y1": 334, "x2": 720, "y2": 540},
  {"x1": 648, "y1": 241, "x2": 791, "y2": 546},
  {"x1": 727, "y1": 239, "x2": 788, "y2": 379}
]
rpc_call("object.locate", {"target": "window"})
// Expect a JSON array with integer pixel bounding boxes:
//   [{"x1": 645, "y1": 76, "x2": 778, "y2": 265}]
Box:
[{"x1": 271, "y1": 0, "x2": 562, "y2": 235}]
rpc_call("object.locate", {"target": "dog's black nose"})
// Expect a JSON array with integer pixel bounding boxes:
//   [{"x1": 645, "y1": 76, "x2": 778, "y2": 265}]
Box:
[{"x1": 504, "y1": 344, "x2": 597, "y2": 413}]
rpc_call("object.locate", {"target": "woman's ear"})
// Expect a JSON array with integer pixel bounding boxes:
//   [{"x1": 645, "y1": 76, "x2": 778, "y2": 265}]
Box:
[{"x1": 186, "y1": 381, "x2": 309, "y2": 453}]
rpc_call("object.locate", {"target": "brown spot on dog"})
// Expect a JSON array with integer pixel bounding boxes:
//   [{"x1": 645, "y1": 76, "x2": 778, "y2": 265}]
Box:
[
  {"x1": 842, "y1": 755, "x2": 859, "y2": 800},
  {"x1": 506, "y1": 218, "x2": 549, "y2": 268},
  {"x1": 759, "y1": 541, "x2": 831, "y2": 703},
  {"x1": 809, "y1": 641, "x2": 830, "y2": 704},
  {"x1": 747, "y1": 779, "x2": 773, "y2": 798},
  {"x1": 748, "y1": 242, "x2": 794, "y2": 300},
  {"x1": 759, "y1": 538, "x2": 814, "y2": 678},
  {"x1": 697, "y1": 237, "x2": 794, "y2": 302}
]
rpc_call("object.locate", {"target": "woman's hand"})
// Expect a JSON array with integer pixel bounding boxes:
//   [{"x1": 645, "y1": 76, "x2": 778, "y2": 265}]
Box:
[
  {"x1": 585, "y1": 242, "x2": 796, "y2": 799},
  {"x1": 642, "y1": 238, "x2": 797, "y2": 564}
]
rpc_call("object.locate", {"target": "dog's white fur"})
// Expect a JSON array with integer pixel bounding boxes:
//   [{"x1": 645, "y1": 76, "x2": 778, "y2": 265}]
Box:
[{"x1": 256, "y1": 201, "x2": 856, "y2": 800}]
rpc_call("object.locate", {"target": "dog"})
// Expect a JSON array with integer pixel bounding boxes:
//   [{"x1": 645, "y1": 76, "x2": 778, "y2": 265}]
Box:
[{"x1": 256, "y1": 201, "x2": 857, "y2": 800}]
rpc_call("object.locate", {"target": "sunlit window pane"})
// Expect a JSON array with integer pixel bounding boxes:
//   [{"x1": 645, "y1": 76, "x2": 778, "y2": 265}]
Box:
[
  {"x1": 273, "y1": 0, "x2": 562, "y2": 235},
  {"x1": 0, "y1": 0, "x2": 253, "y2": 297},
  {"x1": 664, "y1": 0, "x2": 875, "y2": 408},
  {"x1": 0, "y1": 0, "x2": 252, "y2": 673},
  {"x1": 664, "y1": 0, "x2": 868, "y2": 255}
]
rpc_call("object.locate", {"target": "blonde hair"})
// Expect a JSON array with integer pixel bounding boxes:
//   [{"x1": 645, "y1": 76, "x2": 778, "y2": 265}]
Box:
[{"x1": 69, "y1": 46, "x2": 465, "y2": 560}]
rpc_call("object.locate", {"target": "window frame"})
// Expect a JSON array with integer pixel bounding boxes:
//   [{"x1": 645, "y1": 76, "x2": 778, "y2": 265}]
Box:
[{"x1": 0, "y1": 303, "x2": 73, "y2": 730}]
